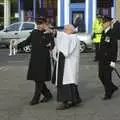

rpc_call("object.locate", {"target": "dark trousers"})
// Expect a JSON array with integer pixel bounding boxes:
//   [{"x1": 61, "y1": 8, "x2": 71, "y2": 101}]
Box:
[
  {"x1": 98, "y1": 61, "x2": 117, "y2": 95},
  {"x1": 94, "y1": 43, "x2": 100, "y2": 60},
  {"x1": 32, "y1": 81, "x2": 52, "y2": 101}
]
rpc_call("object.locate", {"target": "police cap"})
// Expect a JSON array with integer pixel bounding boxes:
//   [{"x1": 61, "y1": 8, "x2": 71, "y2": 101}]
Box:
[
  {"x1": 103, "y1": 16, "x2": 113, "y2": 23},
  {"x1": 36, "y1": 16, "x2": 47, "y2": 24}
]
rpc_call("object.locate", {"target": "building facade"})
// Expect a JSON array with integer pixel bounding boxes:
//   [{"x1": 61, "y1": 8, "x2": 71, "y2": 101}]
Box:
[
  {"x1": 0, "y1": 0, "x2": 10, "y2": 28},
  {"x1": 18, "y1": 0, "x2": 116, "y2": 33},
  {"x1": 116, "y1": 0, "x2": 120, "y2": 20}
]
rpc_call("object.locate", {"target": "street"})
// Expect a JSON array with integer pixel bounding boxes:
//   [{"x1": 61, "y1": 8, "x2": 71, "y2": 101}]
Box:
[{"x1": 0, "y1": 49, "x2": 120, "y2": 120}]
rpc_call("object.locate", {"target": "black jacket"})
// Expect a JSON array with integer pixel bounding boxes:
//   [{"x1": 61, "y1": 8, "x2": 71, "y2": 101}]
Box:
[
  {"x1": 21, "y1": 29, "x2": 55, "y2": 82},
  {"x1": 74, "y1": 17, "x2": 85, "y2": 32},
  {"x1": 99, "y1": 28, "x2": 118, "y2": 63},
  {"x1": 112, "y1": 20, "x2": 120, "y2": 40}
]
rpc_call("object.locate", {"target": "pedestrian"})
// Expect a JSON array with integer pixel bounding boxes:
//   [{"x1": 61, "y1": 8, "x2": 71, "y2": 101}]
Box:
[
  {"x1": 73, "y1": 14, "x2": 85, "y2": 32},
  {"x1": 20, "y1": 16, "x2": 55, "y2": 105},
  {"x1": 111, "y1": 18, "x2": 120, "y2": 61},
  {"x1": 111, "y1": 18, "x2": 120, "y2": 39},
  {"x1": 98, "y1": 16, "x2": 118, "y2": 100},
  {"x1": 92, "y1": 15, "x2": 103, "y2": 61},
  {"x1": 52, "y1": 24, "x2": 82, "y2": 110}
]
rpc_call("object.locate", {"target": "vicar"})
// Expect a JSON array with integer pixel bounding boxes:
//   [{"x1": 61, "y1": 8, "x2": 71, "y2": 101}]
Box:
[{"x1": 52, "y1": 24, "x2": 82, "y2": 110}]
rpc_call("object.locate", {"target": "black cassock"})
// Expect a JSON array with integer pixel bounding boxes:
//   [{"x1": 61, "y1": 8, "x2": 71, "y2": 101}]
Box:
[
  {"x1": 98, "y1": 28, "x2": 118, "y2": 95},
  {"x1": 19, "y1": 29, "x2": 54, "y2": 82}
]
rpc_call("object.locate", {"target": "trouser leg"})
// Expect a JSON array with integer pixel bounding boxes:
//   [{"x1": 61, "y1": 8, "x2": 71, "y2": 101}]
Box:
[
  {"x1": 94, "y1": 43, "x2": 100, "y2": 60},
  {"x1": 41, "y1": 82, "x2": 52, "y2": 98},
  {"x1": 75, "y1": 86, "x2": 82, "y2": 103},
  {"x1": 30, "y1": 81, "x2": 42, "y2": 103},
  {"x1": 40, "y1": 82, "x2": 52, "y2": 103},
  {"x1": 98, "y1": 64, "x2": 117, "y2": 95}
]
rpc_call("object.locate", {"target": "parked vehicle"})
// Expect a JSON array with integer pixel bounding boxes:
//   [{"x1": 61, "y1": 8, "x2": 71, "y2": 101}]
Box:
[
  {"x1": 0, "y1": 22, "x2": 37, "y2": 52},
  {"x1": 0, "y1": 22, "x2": 93, "y2": 53},
  {"x1": 76, "y1": 33, "x2": 93, "y2": 53}
]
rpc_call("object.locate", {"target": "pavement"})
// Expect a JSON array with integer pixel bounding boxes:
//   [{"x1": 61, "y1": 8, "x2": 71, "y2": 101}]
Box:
[{"x1": 0, "y1": 49, "x2": 120, "y2": 120}]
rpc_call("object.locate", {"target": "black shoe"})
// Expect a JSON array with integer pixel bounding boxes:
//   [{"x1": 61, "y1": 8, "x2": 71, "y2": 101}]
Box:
[
  {"x1": 40, "y1": 95, "x2": 52, "y2": 103},
  {"x1": 29, "y1": 100, "x2": 39, "y2": 105},
  {"x1": 93, "y1": 59, "x2": 98, "y2": 62},
  {"x1": 102, "y1": 87, "x2": 118, "y2": 100},
  {"x1": 56, "y1": 103, "x2": 71, "y2": 110},
  {"x1": 102, "y1": 95, "x2": 111, "y2": 100},
  {"x1": 77, "y1": 98, "x2": 82, "y2": 104},
  {"x1": 112, "y1": 86, "x2": 118, "y2": 94},
  {"x1": 72, "y1": 98, "x2": 82, "y2": 105},
  {"x1": 29, "y1": 93, "x2": 41, "y2": 105}
]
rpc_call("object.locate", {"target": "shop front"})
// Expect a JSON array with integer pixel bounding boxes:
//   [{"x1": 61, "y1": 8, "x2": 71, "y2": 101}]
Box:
[
  {"x1": 18, "y1": 0, "x2": 115, "y2": 33},
  {"x1": 18, "y1": 0, "x2": 57, "y2": 25}
]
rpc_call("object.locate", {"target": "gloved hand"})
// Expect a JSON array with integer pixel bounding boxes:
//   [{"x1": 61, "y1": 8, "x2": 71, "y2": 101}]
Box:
[
  {"x1": 52, "y1": 47, "x2": 58, "y2": 61},
  {"x1": 110, "y1": 61, "x2": 116, "y2": 68},
  {"x1": 46, "y1": 43, "x2": 51, "y2": 47}
]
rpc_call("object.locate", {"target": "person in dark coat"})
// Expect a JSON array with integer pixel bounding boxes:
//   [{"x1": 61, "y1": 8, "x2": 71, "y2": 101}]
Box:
[
  {"x1": 19, "y1": 17, "x2": 55, "y2": 105},
  {"x1": 111, "y1": 19, "x2": 120, "y2": 40},
  {"x1": 73, "y1": 14, "x2": 85, "y2": 32},
  {"x1": 98, "y1": 16, "x2": 118, "y2": 100},
  {"x1": 111, "y1": 19, "x2": 120, "y2": 61}
]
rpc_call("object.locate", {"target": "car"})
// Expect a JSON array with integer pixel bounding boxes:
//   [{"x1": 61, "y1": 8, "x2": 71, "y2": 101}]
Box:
[
  {"x1": 0, "y1": 22, "x2": 93, "y2": 53},
  {"x1": 76, "y1": 33, "x2": 93, "y2": 53},
  {"x1": 0, "y1": 22, "x2": 37, "y2": 52}
]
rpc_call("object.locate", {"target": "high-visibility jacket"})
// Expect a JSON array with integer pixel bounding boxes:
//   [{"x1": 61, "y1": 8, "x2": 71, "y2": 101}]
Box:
[{"x1": 92, "y1": 18, "x2": 103, "y2": 43}]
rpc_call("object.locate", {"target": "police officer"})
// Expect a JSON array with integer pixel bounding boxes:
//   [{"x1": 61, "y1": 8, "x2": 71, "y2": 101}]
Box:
[
  {"x1": 111, "y1": 18, "x2": 120, "y2": 61},
  {"x1": 92, "y1": 15, "x2": 103, "y2": 61},
  {"x1": 98, "y1": 16, "x2": 118, "y2": 100},
  {"x1": 19, "y1": 17, "x2": 55, "y2": 105}
]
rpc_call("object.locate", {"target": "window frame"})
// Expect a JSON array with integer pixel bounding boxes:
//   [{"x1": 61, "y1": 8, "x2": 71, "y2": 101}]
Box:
[
  {"x1": 21, "y1": 23, "x2": 35, "y2": 31},
  {"x1": 5, "y1": 23, "x2": 21, "y2": 32}
]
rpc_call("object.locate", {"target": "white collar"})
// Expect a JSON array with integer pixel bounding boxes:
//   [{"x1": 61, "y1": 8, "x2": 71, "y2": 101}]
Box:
[{"x1": 105, "y1": 26, "x2": 111, "y2": 33}]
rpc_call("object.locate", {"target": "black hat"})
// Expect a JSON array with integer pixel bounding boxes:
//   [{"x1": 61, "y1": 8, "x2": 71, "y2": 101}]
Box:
[
  {"x1": 36, "y1": 16, "x2": 47, "y2": 24},
  {"x1": 103, "y1": 16, "x2": 113, "y2": 23}
]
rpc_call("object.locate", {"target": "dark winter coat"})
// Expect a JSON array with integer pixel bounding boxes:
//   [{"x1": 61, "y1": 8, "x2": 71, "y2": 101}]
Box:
[
  {"x1": 74, "y1": 17, "x2": 85, "y2": 32},
  {"x1": 21, "y1": 29, "x2": 55, "y2": 82},
  {"x1": 112, "y1": 20, "x2": 120, "y2": 40},
  {"x1": 99, "y1": 28, "x2": 118, "y2": 64}
]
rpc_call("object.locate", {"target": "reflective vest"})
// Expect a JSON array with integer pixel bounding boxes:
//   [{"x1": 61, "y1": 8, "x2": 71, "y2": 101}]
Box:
[{"x1": 92, "y1": 18, "x2": 103, "y2": 43}]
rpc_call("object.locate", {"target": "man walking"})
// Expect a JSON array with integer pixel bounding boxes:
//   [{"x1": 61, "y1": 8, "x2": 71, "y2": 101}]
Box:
[
  {"x1": 111, "y1": 18, "x2": 120, "y2": 61},
  {"x1": 52, "y1": 24, "x2": 82, "y2": 110},
  {"x1": 98, "y1": 16, "x2": 118, "y2": 100},
  {"x1": 19, "y1": 17, "x2": 55, "y2": 105}
]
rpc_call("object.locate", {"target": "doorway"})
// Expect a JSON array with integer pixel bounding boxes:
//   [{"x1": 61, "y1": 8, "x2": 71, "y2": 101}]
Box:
[{"x1": 72, "y1": 11, "x2": 84, "y2": 24}]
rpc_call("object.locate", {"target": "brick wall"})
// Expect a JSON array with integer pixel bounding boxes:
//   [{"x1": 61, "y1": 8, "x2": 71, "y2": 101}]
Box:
[{"x1": 116, "y1": 0, "x2": 120, "y2": 20}]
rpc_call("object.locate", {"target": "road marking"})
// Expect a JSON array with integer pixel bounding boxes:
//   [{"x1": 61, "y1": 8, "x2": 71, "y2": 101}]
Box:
[
  {"x1": 8, "y1": 61, "x2": 25, "y2": 63},
  {"x1": 0, "y1": 66, "x2": 6, "y2": 70},
  {"x1": 0, "y1": 66, "x2": 9, "y2": 71}
]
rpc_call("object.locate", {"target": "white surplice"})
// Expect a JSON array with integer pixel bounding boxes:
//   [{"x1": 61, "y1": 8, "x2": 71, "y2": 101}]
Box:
[{"x1": 53, "y1": 31, "x2": 80, "y2": 85}]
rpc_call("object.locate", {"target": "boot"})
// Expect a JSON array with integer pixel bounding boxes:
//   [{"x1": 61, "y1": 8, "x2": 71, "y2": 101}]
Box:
[
  {"x1": 40, "y1": 93, "x2": 52, "y2": 103},
  {"x1": 29, "y1": 82, "x2": 41, "y2": 105}
]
